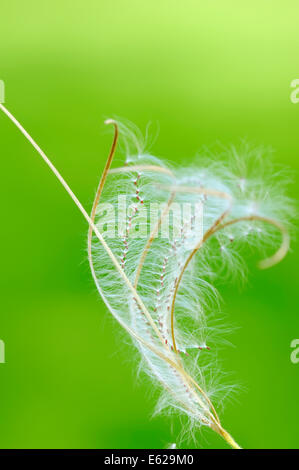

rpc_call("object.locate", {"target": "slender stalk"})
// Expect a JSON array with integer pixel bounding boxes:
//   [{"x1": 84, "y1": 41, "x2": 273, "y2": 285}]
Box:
[
  {"x1": 134, "y1": 191, "x2": 176, "y2": 288},
  {"x1": 0, "y1": 104, "x2": 241, "y2": 448},
  {"x1": 87, "y1": 118, "x2": 119, "y2": 261},
  {"x1": 156, "y1": 184, "x2": 233, "y2": 201},
  {"x1": 216, "y1": 215, "x2": 289, "y2": 269},
  {"x1": 212, "y1": 424, "x2": 241, "y2": 449},
  {"x1": 87, "y1": 118, "x2": 118, "y2": 317},
  {"x1": 109, "y1": 164, "x2": 174, "y2": 177},
  {"x1": 168, "y1": 187, "x2": 232, "y2": 353},
  {"x1": 0, "y1": 104, "x2": 164, "y2": 344}
]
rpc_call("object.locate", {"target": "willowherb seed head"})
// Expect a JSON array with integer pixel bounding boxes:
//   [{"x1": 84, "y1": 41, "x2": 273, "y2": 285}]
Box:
[
  {"x1": 87, "y1": 121, "x2": 294, "y2": 448},
  {"x1": 0, "y1": 104, "x2": 294, "y2": 448}
]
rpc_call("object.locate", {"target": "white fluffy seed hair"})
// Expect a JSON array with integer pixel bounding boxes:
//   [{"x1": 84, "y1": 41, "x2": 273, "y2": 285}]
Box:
[
  {"x1": 88, "y1": 121, "x2": 294, "y2": 448},
  {"x1": 0, "y1": 104, "x2": 294, "y2": 449}
]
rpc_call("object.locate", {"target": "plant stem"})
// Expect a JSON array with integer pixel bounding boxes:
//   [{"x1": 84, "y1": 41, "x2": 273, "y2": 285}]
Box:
[{"x1": 210, "y1": 422, "x2": 241, "y2": 449}]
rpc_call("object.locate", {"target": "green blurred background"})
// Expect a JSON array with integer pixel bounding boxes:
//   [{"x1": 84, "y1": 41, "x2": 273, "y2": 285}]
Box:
[{"x1": 0, "y1": 0, "x2": 298, "y2": 449}]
